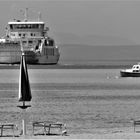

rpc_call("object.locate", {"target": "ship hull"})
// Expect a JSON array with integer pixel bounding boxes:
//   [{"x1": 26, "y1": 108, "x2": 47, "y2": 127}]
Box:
[
  {"x1": 0, "y1": 44, "x2": 59, "y2": 64},
  {"x1": 120, "y1": 70, "x2": 140, "y2": 77},
  {"x1": 0, "y1": 53, "x2": 38, "y2": 64}
]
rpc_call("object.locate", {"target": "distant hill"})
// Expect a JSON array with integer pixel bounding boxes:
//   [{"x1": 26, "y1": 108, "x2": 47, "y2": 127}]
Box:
[
  {"x1": 59, "y1": 44, "x2": 140, "y2": 64},
  {"x1": 54, "y1": 32, "x2": 140, "y2": 65},
  {"x1": 55, "y1": 32, "x2": 136, "y2": 46}
]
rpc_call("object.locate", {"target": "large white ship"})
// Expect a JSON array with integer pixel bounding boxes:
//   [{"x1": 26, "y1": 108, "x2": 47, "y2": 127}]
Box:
[{"x1": 0, "y1": 9, "x2": 60, "y2": 64}]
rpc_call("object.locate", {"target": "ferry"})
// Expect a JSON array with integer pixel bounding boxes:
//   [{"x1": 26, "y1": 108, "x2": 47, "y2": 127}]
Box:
[
  {"x1": 120, "y1": 63, "x2": 140, "y2": 77},
  {"x1": 0, "y1": 8, "x2": 60, "y2": 64}
]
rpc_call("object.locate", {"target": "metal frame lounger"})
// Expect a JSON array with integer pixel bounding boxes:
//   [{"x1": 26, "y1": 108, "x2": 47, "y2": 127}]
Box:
[
  {"x1": 32, "y1": 121, "x2": 67, "y2": 135},
  {"x1": 0, "y1": 123, "x2": 16, "y2": 137}
]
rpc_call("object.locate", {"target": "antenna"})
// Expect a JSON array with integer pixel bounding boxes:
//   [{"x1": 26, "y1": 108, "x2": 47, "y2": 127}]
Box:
[
  {"x1": 20, "y1": 8, "x2": 28, "y2": 21},
  {"x1": 24, "y1": 8, "x2": 28, "y2": 21},
  {"x1": 38, "y1": 11, "x2": 41, "y2": 21}
]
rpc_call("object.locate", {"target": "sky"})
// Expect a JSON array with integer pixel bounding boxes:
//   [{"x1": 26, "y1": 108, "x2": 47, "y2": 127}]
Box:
[{"x1": 0, "y1": 0, "x2": 140, "y2": 45}]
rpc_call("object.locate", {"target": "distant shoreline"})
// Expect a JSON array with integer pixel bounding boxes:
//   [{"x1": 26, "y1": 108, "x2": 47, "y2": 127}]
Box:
[{"x1": 0, "y1": 64, "x2": 131, "y2": 69}]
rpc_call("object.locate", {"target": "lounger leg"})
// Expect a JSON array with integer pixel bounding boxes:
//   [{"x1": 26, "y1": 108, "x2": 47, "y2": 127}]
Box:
[
  {"x1": 12, "y1": 126, "x2": 15, "y2": 137},
  {"x1": 44, "y1": 126, "x2": 47, "y2": 135},
  {"x1": 1, "y1": 126, "x2": 3, "y2": 137},
  {"x1": 59, "y1": 126, "x2": 62, "y2": 134},
  {"x1": 32, "y1": 125, "x2": 34, "y2": 135},
  {"x1": 48, "y1": 125, "x2": 51, "y2": 135},
  {"x1": 0, "y1": 128, "x2": 2, "y2": 137}
]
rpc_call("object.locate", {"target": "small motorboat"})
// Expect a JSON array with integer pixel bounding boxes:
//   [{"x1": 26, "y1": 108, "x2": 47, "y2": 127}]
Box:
[{"x1": 120, "y1": 63, "x2": 140, "y2": 77}]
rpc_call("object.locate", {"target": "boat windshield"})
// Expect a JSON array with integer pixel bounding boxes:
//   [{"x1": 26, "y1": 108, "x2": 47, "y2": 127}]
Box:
[{"x1": 132, "y1": 65, "x2": 140, "y2": 69}]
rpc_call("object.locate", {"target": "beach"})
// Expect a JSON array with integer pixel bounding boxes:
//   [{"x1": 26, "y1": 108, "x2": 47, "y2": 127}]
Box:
[{"x1": 0, "y1": 68, "x2": 140, "y2": 139}]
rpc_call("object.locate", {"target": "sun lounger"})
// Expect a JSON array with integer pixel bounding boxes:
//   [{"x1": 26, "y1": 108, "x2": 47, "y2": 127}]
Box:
[
  {"x1": 32, "y1": 121, "x2": 67, "y2": 135},
  {"x1": 134, "y1": 120, "x2": 140, "y2": 132},
  {"x1": 0, "y1": 123, "x2": 16, "y2": 137}
]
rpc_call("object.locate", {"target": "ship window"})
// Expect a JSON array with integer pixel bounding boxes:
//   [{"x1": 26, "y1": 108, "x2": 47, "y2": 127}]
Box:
[
  {"x1": 39, "y1": 24, "x2": 44, "y2": 29},
  {"x1": 45, "y1": 40, "x2": 48, "y2": 46},
  {"x1": 13, "y1": 25, "x2": 16, "y2": 29},
  {"x1": 10, "y1": 25, "x2": 13, "y2": 29},
  {"x1": 29, "y1": 40, "x2": 32, "y2": 44},
  {"x1": 30, "y1": 24, "x2": 39, "y2": 29},
  {"x1": 44, "y1": 39, "x2": 54, "y2": 46},
  {"x1": 49, "y1": 40, "x2": 54, "y2": 46},
  {"x1": 12, "y1": 24, "x2": 44, "y2": 29},
  {"x1": 22, "y1": 41, "x2": 26, "y2": 44},
  {"x1": 12, "y1": 23, "x2": 44, "y2": 30},
  {"x1": 28, "y1": 24, "x2": 31, "y2": 28}
]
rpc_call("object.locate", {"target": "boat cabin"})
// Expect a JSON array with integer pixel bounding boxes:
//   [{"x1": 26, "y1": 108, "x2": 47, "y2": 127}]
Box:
[{"x1": 132, "y1": 65, "x2": 140, "y2": 72}]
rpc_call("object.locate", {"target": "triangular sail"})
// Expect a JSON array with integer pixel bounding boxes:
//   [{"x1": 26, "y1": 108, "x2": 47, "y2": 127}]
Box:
[{"x1": 19, "y1": 53, "x2": 32, "y2": 102}]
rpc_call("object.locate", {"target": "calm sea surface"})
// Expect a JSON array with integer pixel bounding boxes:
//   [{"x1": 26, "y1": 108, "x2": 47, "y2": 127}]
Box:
[{"x1": 0, "y1": 69, "x2": 140, "y2": 135}]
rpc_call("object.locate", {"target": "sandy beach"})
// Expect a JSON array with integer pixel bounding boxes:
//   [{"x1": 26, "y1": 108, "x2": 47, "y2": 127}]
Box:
[
  {"x1": 3, "y1": 133, "x2": 140, "y2": 139},
  {"x1": 0, "y1": 68, "x2": 140, "y2": 139}
]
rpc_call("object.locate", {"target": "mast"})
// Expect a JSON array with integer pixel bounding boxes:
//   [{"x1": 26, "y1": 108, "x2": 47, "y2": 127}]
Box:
[
  {"x1": 24, "y1": 8, "x2": 28, "y2": 21},
  {"x1": 38, "y1": 11, "x2": 42, "y2": 21}
]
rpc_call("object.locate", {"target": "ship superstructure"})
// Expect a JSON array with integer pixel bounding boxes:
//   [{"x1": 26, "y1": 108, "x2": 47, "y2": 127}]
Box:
[{"x1": 0, "y1": 9, "x2": 60, "y2": 64}]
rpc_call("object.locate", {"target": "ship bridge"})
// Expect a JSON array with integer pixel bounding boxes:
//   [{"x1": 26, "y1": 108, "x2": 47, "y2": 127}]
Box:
[{"x1": 7, "y1": 21, "x2": 49, "y2": 39}]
